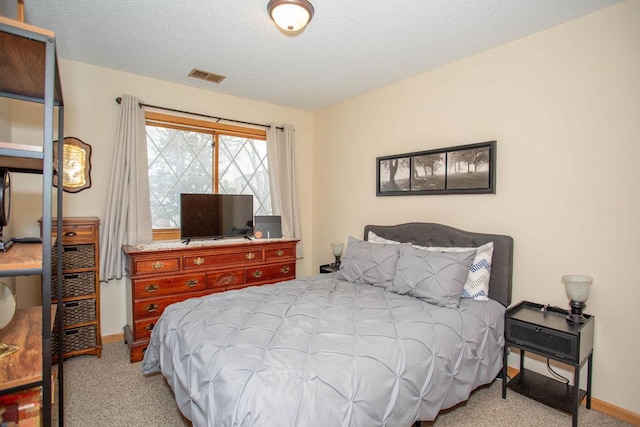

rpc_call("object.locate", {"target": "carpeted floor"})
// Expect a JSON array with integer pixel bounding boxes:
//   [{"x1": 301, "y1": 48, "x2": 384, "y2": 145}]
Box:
[{"x1": 54, "y1": 342, "x2": 632, "y2": 427}]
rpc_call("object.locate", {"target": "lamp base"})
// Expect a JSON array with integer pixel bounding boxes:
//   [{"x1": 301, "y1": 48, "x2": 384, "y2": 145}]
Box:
[
  {"x1": 566, "y1": 300, "x2": 588, "y2": 323},
  {"x1": 332, "y1": 255, "x2": 341, "y2": 268}
]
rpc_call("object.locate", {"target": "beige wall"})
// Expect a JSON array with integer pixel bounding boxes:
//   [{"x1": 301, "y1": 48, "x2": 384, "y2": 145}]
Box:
[
  {"x1": 313, "y1": 1, "x2": 639, "y2": 414},
  {"x1": 9, "y1": 61, "x2": 314, "y2": 336}
]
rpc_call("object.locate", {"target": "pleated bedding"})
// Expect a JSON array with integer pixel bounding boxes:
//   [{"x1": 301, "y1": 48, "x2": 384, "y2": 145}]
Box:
[{"x1": 142, "y1": 274, "x2": 505, "y2": 427}]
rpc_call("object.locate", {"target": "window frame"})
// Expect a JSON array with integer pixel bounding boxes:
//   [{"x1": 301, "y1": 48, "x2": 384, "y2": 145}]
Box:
[{"x1": 145, "y1": 111, "x2": 267, "y2": 241}]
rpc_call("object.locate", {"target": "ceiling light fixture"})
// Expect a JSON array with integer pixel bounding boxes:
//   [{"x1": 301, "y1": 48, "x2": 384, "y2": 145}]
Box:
[{"x1": 267, "y1": 0, "x2": 314, "y2": 33}]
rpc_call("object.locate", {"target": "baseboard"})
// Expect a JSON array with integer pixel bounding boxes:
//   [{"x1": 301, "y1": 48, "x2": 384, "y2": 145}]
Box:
[
  {"x1": 101, "y1": 332, "x2": 125, "y2": 345},
  {"x1": 506, "y1": 367, "x2": 639, "y2": 426}
]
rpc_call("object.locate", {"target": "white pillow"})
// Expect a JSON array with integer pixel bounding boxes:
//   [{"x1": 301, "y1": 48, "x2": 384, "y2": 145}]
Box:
[{"x1": 367, "y1": 231, "x2": 493, "y2": 301}]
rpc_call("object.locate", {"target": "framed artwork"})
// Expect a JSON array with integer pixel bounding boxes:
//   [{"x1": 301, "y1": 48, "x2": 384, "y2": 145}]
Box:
[
  {"x1": 376, "y1": 141, "x2": 496, "y2": 196},
  {"x1": 54, "y1": 137, "x2": 92, "y2": 193}
]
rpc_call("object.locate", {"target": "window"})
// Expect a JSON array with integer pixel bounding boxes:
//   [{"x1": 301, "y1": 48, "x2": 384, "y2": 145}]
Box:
[{"x1": 145, "y1": 112, "x2": 270, "y2": 240}]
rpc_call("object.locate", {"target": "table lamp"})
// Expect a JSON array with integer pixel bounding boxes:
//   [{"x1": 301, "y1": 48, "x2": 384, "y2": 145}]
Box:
[
  {"x1": 562, "y1": 274, "x2": 593, "y2": 323},
  {"x1": 331, "y1": 242, "x2": 343, "y2": 268}
]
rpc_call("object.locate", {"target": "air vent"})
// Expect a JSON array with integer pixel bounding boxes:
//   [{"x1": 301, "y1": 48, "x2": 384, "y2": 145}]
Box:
[{"x1": 188, "y1": 68, "x2": 226, "y2": 84}]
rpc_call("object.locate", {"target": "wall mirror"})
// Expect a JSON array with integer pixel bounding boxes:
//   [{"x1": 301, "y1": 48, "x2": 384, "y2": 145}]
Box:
[
  {"x1": 0, "y1": 281, "x2": 18, "y2": 358},
  {"x1": 54, "y1": 137, "x2": 92, "y2": 193}
]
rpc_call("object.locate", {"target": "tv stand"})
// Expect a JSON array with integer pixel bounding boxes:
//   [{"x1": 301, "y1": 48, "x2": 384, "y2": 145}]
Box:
[{"x1": 122, "y1": 238, "x2": 298, "y2": 362}]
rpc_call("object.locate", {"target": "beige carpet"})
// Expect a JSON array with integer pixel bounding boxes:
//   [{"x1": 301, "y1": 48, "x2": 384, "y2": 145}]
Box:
[{"x1": 54, "y1": 342, "x2": 631, "y2": 427}]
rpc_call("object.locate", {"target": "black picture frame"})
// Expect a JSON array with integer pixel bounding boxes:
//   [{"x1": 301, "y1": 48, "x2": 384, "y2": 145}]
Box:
[{"x1": 376, "y1": 141, "x2": 496, "y2": 196}]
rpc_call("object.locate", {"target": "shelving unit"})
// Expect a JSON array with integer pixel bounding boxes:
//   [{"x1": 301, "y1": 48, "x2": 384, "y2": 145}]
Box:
[{"x1": 0, "y1": 15, "x2": 65, "y2": 426}]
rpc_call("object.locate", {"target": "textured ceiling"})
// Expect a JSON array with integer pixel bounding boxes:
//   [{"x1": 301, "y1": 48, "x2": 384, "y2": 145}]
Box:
[{"x1": 0, "y1": 0, "x2": 622, "y2": 111}]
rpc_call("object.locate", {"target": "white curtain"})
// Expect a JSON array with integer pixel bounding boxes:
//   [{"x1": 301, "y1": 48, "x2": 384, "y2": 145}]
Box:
[
  {"x1": 267, "y1": 124, "x2": 303, "y2": 258},
  {"x1": 99, "y1": 94, "x2": 153, "y2": 282}
]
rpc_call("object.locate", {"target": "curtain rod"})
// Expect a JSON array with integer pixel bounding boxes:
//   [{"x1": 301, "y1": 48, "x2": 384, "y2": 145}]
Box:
[{"x1": 115, "y1": 97, "x2": 282, "y2": 130}]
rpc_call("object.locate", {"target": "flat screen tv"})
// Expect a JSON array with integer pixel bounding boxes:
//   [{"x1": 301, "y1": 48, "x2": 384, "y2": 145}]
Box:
[{"x1": 180, "y1": 193, "x2": 253, "y2": 242}]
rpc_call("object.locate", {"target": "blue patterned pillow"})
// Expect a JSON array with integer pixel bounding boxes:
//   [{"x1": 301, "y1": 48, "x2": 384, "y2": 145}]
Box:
[{"x1": 392, "y1": 244, "x2": 475, "y2": 308}]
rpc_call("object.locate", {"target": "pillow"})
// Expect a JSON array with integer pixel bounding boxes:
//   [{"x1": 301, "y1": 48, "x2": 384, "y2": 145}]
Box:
[
  {"x1": 392, "y1": 244, "x2": 475, "y2": 308},
  {"x1": 367, "y1": 231, "x2": 400, "y2": 245},
  {"x1": 416, "y1": 242, "x2": 493, "y2": 301},
  {"x1": 368, "y1": 231, "x2": 493, "y2": 301},
  {"x1": 335, "y1": 236, "x2": 402, "y2": 289}
]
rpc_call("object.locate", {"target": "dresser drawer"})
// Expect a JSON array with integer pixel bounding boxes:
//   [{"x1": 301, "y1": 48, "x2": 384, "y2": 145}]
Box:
[
  {"x1": 54, "y1": 223, "x2": 98, "y2": 244},
  {"x1": 134, "y1": 290, "x2": 211, "y2": 320},
  {"x1": 133, "y1": 273, "x2": 207, "y2": 298},
  {"x1": 134, "y1": 317, "x2": 158, "y2": 341},
  {"x1": 132, "y1": 257, "x2": 180, "y2": 276},
  {"x1": 265, "y1": 246, "x2": 295, "y2": 261},
  {"x1": 506, "y1": 319, "x2": 578, "y2": 362},
  {"x1": 207, "y1": 270, "x2": 245, "y2": 290},
  {"x1": 183, "y1": 249, "x2": 264, "y2": 270},
  {"x1": 245, "y1": 262, "x2": 295, "y2": 285}
]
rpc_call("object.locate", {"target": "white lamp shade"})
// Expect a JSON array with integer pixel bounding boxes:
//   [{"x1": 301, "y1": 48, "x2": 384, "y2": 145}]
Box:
[
  {"x1": 562, "y1": 274, "x2": 593, "y2": 302},
  {"x1": 268, "y1": 0, "x2": 314, "y2": 32},
  {"x1": 331, "y1": 242, "x2": 343, "y2": 257}
]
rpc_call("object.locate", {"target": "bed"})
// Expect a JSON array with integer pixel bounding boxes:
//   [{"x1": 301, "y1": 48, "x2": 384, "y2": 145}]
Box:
[{"x1": 142, "y1": 223, "x2": 513, "y2": 426}]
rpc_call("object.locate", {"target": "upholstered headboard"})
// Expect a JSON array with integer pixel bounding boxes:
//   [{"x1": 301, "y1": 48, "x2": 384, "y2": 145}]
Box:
[{"x1": 364, "y1": 223, "x2": 513, "y2": 306}]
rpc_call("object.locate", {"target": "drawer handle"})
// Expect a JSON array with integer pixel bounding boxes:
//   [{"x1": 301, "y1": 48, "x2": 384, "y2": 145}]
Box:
[
  {"x1": 185, "y1": 279, "x2": 198, "y2": 288},
  {"x1": 246, "y1": 253, "x2": 255, "y2": 260},
  {"x1": 63, "y1": 274, "x2": 79, "y2": 280},
  {"x1": 144, "y1": 284, "x2": 159, "y2": 293},
  {"x1": 64, "y1": 231, "x2": 77, "y2": 237},
  {"x1": 64, "y1": 301, "x2": 79, "y2": 308},
  {"x1": 280, "y1": 266, "x2": 290, "y2": 274},
  {"x1": 252, "y1": 270, "x2": 262, "y2": 279},
  {"x1": 145, "y1": 303, "x2": 159, "y2": 313},
  {"x1": 145, "y1": 323, "x2": 155, "y2": 332},
  {"x1": 64, "y1": 246, "x2": 79, "y2": 252},
  {"x1": 151, "y1": 261, "x2": 165, "y2": 270},
  {"x1": 193, "y1": 257, "x2": 205, "y2": 266},
  {"x1": 276, "y1": 250, "x2": 284, "y2": 257}
]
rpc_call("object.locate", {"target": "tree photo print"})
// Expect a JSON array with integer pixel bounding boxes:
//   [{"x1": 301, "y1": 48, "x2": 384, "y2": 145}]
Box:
[{"x1": 376, "y1": 141, "x2": 495, "y2": 196}]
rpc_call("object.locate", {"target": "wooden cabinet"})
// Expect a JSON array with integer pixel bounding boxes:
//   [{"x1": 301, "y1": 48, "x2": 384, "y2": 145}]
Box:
[
  {"x1": 122, "y1": 238, "x2": 298, "y2": 362},
  {"x1": 46, "y1": 217, "x2": 102, "y2": 359}
]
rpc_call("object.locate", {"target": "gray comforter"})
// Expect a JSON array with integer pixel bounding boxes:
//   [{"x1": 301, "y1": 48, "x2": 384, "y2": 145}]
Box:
[{"x1": 142, "y1": 274, "x2": 505, "y2": 427}]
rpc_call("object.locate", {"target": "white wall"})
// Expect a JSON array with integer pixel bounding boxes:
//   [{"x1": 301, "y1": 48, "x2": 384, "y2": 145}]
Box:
[
  {"x1": 9, "y1": 62, "x2": 314, "y2": 337},
  {"x1": 313, "y1": 0, "x2": 639, "y2": 415}
]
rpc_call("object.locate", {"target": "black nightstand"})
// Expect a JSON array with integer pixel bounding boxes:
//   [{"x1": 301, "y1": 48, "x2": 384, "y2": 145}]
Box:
[
  {"x1": 502, "y1": 301, "x2": 594, "y2": 427},
  {"x1": 319, "y1": 264, "x2": 339, "y2": 274}
]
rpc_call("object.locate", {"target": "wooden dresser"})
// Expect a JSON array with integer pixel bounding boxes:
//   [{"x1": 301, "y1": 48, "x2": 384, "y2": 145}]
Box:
[
  {"x1": 46, "y1": 217, "x2": 102, "y2": 360},
  {"x1": 122, "y1": 238, "x2": 298, "y2": 362}
]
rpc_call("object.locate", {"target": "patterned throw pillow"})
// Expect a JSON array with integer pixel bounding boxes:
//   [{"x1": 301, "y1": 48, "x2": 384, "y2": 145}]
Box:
[
  {"x1": 367, "y1": 231, "x2": 493, "y2": 301},
  {"x1": 391, "y1": 244, "x2": 475, "y2": 308}
]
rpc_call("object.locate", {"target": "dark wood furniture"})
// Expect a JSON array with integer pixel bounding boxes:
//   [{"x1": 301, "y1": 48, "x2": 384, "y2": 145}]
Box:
[
  {"x1": 0, "y1": 16, "x2": 65, "y2": 425},
  {"x1": 502, "y1": 301, "x2": 594, "y2": 427},
  {"x1": 319, "y1": 263, "x2": 339, "y2": 274},
  {"x1": 47, "y1": 217, "x2": 102, "y2": 359},
  {"x1": 122, "y1": 238, "x2": 298, "y2": 362}
]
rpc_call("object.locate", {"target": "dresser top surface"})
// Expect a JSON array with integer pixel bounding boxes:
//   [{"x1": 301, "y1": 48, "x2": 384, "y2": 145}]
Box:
[{"x1": 123, "y1": 237, "x2": 298, "y2": 255}]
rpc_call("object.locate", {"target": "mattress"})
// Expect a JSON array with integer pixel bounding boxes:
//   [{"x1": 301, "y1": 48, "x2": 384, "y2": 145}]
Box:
[{"x1": 142, "y1": 274, "x2": 505, "y2": 427}]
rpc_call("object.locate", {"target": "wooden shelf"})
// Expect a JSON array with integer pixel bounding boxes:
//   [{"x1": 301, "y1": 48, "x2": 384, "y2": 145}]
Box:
[
  {"x1": 0, "y1": 17, "x2": 63, "y2": 104},
  {"x1": 0, "y1": 307, "x2": 42, "y2": 392},
  {"x1": 0, "y1": 142, "x2": 44, "y2": 173},
  {"x1": 0, "y1": 243, "x2": 42, "y2": 276}
]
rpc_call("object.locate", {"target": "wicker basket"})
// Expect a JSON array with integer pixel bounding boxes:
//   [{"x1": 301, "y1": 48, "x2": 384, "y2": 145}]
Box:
[
  {"x1": 51, "y1": 244, "x2": 95, "y2": 270},
  {"x1": 52, "y1": 324, "x2": 97, "y2": 355},
  {"x1": 59, "y1": 298, "x2": 96, "y2": 327},
  {"x1": 52, "y1": 271, "x2": 96, "y2": 300}
]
